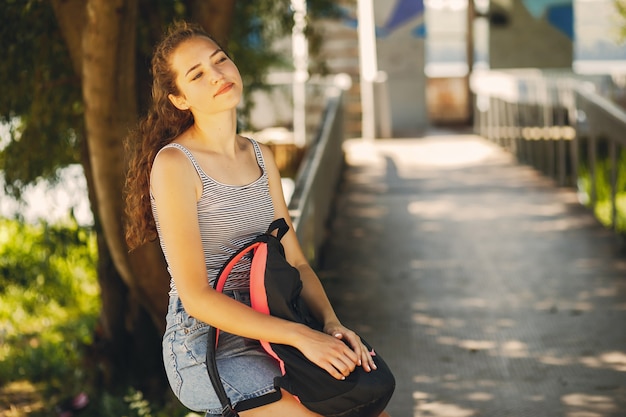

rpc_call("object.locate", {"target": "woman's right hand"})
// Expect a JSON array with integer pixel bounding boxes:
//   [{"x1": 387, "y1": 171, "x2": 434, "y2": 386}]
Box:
[{"x1": 293, "y1": 325, "x2": 360, "y2": 380}]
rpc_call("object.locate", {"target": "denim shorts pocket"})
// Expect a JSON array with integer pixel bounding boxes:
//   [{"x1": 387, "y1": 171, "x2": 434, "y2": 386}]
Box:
[
  {"x1": 179, "y1": 315, "x2": 210, "y2": 365},
  {"x1": 162, "y1": 330, "x2": 182, "y2": 394}
]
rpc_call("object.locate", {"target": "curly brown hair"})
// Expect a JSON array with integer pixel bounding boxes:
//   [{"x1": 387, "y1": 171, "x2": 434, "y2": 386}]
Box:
[{"x1": 124, "y1": 21, "x2": 221, "y2": 251}]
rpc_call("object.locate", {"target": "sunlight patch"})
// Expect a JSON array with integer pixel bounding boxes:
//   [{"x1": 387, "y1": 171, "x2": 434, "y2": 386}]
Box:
[
  {"x1": 412, "y1": 313, "x2": 445, "y2": 327},
  {"x1": 415, "y1": 400, "x2": 476, "y2": 417},
  {"x1": 540, "y1": 355, "x2": 573, "y2": 366},
  {"x1": 580, "y1": 351, "x2": 626, "y2": 372},
  {"x1": 466, "y1": 391, "x2": 493, "y2": 401},
  {"x1": 562, "y1": 393, "x2": 618, "y2": 414},
  {"x1": 0, "y1": 380, "x2": 44, "y2": 415},
  {"x1": 500, "y1": 340, "x2": 529, "y2": 358},
  {"x1": 459, "y1": 339, "x2": 496, "y2": 351}
]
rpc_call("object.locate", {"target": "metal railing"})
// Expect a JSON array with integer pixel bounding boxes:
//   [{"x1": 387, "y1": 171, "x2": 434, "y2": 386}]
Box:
[
  {"x1": 472, "y1": 69, "x2": 626, "y2": 234},
  {"x1": 288, "y1": 81, "x2": 348, "y2": 264}
]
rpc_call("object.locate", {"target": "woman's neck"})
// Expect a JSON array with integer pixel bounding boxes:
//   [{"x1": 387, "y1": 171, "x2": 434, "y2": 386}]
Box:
[{"x1": 189, "y1": 109, "x2": 239, "y2": 154}]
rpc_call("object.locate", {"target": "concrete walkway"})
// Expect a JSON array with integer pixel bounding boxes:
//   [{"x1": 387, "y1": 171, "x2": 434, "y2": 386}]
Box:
[{"x1": 317, "y1": 132, "x2": 626, "y2": 417}]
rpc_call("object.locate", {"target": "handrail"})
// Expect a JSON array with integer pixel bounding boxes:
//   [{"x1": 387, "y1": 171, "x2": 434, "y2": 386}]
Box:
[
  {"x1": 471, "y1": 69, "x2": 626, "y2": 235},
  {"x1": 288, "y1": 81, "x2": 347, "y2": 264},
  {"x1": 576, "y1": 85, "x2": 626, "y2": 144}
]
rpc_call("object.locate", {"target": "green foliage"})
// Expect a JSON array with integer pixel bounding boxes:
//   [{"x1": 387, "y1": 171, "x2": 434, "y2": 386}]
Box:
[
  {"x1": 210, "y1": 0, "x2": 341, "y2": 128},
  {"x1": 0, "y1": 1, "x2": 339, "y2": 412},
  {"x1": 80, "y1": 388, "x2": 198, "y2": 417},
  {"x1": 576, "y1": 140, "x2": 626, "y2": 233},
  {"x1": 228, "y1": 1, "x2": 295, "y2": 124},
  {"x1": 0, "y1": 0, "x2": 340, "y2": 196},
  {"x1": 0, "y1": 218, "x2": 99, "y2": 388},
  {"x1": 0, "y1": 215, "x2": 211, "y2": 415},
  {"x1": 0, "y1": 0, "x2": 83, "y2": 198},
  {"x1": 616, "y1": 0, "x2": 626, "y2": 42}
]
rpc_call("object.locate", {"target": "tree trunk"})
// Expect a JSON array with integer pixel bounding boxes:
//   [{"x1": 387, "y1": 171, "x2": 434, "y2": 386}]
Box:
[
  {"x1": 82, "y1": 0, "x2": 138, "y2": 289},
  {"x1": 52, "y1": 0, "x2": 170, "y2": 394},
  {"x1": 50, "y1": 0, "x2": 85, "y2": 76},
  {"x1": 50, "y1": 0, "x2": 240, "y2": 397},
  {"x1": 187, "y1": 0, "x2": 236, "y2": 46},
  {"x1": 82, "y1": 0, "x2": 173, "y2": 391}
]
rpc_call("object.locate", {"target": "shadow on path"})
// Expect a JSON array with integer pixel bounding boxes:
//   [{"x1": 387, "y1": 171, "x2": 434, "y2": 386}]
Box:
[{"x1": 318, "y1": 133, "x2": 626, "y2": 417}]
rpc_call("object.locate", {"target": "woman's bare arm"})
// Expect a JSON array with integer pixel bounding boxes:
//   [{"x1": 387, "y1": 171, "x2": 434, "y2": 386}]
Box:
[
  {"x1": 150, "y1": 146, "x2": 360, "y2": 378},
  {"x1": 261, "y1": 144, "x2": 377, "y2": 372}
]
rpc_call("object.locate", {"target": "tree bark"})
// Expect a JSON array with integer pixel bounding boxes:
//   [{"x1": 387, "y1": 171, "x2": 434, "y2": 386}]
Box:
[
  {"x1": 187, "y1": 0, "x2": 236, "y2": 46},
  {"x1": 50, "y1": 0, "x2": 85, "y2": 76},
  {"x1": 81, "y1": 0, "x2": 170, "y2": 323},
  {"x1": 82, "y1": 0, "x2": 172, "y2": 357},
  {"x1": 49, "y1": 0, "x2": 240, "y2": 396},
  {"x1": 82, "y1": 0, "x2": 137, "y2": 285},
  {"x1": 51, "y1": 0, "x2": 238, "y2": 352},
  {"x1": 52, "y1": 0, "x2": 170, "y2": 392}
]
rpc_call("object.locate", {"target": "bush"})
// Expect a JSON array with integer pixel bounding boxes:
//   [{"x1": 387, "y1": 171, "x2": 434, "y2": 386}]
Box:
[
  {"x1": 0, "y1": 218, "x2": 99, "y2": 390},
  {"x1": 0, "y1": 218, "x2": 199, "y2": 416}
]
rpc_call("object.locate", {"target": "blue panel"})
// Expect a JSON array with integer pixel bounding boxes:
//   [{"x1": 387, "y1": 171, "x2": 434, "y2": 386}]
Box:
[
  {"x1": 522, "y1": 0, "x2": 571, "y2": 19},
  {"x1": 383, "y1": 0, "x2": 425, "y2": 33},
  {"x1": 411, "y1": 22, "x2": 427, "y2": 38},
  {"x1": 546, "y1": 4, "x2": 574, "y2": 40}
]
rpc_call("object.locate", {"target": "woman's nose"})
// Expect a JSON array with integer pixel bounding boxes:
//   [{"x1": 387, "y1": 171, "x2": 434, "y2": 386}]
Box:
[{"x1": 210, "y1": 68, "x2": 224, "y2": 84}]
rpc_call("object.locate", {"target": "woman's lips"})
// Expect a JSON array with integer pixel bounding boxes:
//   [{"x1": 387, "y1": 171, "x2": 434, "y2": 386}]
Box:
[{"x1": 214, "y1": 83, "x2": 234, "y2": 97}]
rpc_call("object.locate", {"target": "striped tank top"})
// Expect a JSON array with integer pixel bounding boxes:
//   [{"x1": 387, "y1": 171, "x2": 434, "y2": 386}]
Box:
[{"x1": 151, "y1": 138, "x2": 275, "y2": 295}]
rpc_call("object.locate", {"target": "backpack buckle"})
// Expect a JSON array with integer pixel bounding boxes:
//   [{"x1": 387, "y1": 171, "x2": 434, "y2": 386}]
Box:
[{"x1": 220, "y1": 404, "x2": 239, "y2": 417}]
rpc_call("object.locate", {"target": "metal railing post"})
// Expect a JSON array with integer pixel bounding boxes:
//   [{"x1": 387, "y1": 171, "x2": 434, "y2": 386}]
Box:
[{"x1": 470, "y1": 68, "x2": 626, "y2": 234}]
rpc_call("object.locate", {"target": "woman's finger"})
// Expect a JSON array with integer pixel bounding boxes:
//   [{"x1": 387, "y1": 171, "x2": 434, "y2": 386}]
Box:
[
  {"x1": 361, "y1": 343, "x2": 377, "y2": 372},
  {"x1": 322, "y1": 349, "x2": 356, "y2": 379},
  {"x1": 333, "y1": 353, "x2": 357, "y2": 376},
  {"x1": 324, "y1": 362, "x2": 347, "y2": 380},
  {"x1": 341, "y1": 331, "x2": 365, "y2": 363}
]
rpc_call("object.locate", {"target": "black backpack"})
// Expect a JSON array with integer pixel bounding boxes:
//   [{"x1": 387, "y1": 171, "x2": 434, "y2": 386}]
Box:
[{"x1": 206, "y1": 218, "x2": 395, "y2": 417}]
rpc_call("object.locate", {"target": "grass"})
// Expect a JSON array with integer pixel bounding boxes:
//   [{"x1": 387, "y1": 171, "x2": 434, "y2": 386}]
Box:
[
  {"x1": 0, "y1": 218, "x2": 98, "y2": 415},
  {"x1": 0, "y1": 218, "x2": 202, "y2": 417}
]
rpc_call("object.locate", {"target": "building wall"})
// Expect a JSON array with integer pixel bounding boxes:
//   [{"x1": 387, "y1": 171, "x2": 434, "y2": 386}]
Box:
[
  {"x1": 249, "y1": 0, "x2": 432, "y2": 139},
  {"x1": 489, "y1": 0, "x2": 573, "y2": 69},
  {"x1": 373, "y1": 0, "x2": 428, "y2": 136},
  {"x1": 316, "y1": 0, "x2": 429, "y2": 137},
  {"x1": 313, "y1": 6, "x2": 363, "y2": 138}
]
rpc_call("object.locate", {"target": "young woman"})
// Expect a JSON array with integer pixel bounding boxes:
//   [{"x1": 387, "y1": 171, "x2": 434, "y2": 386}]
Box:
[{"x1": 124, "y1": 22, "x2": 391, "y2": 417}]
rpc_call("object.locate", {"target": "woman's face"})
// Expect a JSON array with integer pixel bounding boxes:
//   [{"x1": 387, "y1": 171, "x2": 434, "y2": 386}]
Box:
[{"x1": 168, "y1": 36, "x2": 243, "y2": 116}]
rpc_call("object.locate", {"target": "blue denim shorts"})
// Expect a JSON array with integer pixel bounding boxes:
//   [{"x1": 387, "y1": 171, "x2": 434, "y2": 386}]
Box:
[{"x1": 162, "y1": 290, "x2": 281, "y2": 415}]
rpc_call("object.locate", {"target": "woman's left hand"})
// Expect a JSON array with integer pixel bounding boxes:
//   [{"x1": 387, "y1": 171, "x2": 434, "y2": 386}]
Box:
[{"x1": 323, "y1": 322, "x2": 378, "y2": 373}]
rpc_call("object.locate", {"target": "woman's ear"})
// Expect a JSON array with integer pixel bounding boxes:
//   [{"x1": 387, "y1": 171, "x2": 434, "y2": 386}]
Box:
[{"x1": 168, "y1": 93, "x2": 189, "y2": 111}]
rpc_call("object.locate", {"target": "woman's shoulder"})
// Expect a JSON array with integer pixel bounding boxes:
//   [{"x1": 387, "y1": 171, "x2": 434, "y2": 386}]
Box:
[
  {"x1": 153, "y1": 144, "x2": 191, "y2": 168},
  {"x1": 150, "y1": 145, "x2": 200, "y2": 198},
  {"x1": 151, "y1": 144, "x2": 198, "y2": 186},
  {"x1": 241, "y1": 136, "x2": 273, "y2": 160}
]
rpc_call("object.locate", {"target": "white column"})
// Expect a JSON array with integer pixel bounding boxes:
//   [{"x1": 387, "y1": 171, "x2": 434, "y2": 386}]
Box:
[
  {"x1": 357, "y1": 0, "x2": 378, "y2": 140},
  {"x1": 292, "y1": 0, "x2": 309, "y2": 147}
]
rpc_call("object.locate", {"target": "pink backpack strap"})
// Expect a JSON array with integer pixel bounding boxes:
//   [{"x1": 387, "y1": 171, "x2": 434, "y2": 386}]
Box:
[
  {"x1": 249, "y1": 242, "x2": 287, "y2": 375},
  {"x1": 214, "y1": 241, "x2": 262, "y2": 292},
  {"x1": 205, "y1": 218, "x2": 291, "y2": 416}
]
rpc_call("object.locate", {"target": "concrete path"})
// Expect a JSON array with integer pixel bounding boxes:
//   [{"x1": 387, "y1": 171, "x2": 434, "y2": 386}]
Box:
[{"x1": 317, "y1": 133, "x2": 626, "y2": 417}]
